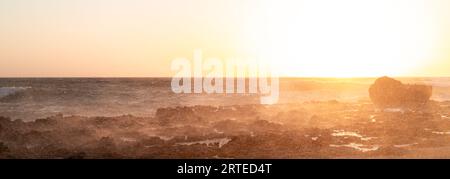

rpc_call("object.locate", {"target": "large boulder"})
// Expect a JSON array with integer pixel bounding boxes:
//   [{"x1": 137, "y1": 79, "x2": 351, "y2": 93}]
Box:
[{"x1": 369, "y1": 76, "x2": 432, "y2": 108}]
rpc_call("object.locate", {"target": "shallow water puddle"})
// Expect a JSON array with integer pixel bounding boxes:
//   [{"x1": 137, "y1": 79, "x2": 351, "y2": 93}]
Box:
[
  {"x1": 432, "y1": 131, "x2": 450, "y2": 135},
  {"x1": 332, "y1": 130, "x2": 363, "y2": 138},
  {"x1": 330, "y1": 143, "x2": 380, "y2": 152},
  {"x1": 158, "y1": 136, "x2": 174, "y2": 141},
  {"x1": 369, "y1": 115, "x2": 377, "y2": 122},
  {"x1": 393, "y1": 143, "x2": 418, "y2": 148},
  {"x1": 175, "y1": 138, "x2": 232, "y2": 148},
  {"x1": 213, "y1": 128, "x2": 224, "y2": 134},
  {"x1": 384, "y1": 108, "x2": 404, "y2": 112},
  {"x1": 331, "y1": 130, "x2": 376, "y2": 141}
]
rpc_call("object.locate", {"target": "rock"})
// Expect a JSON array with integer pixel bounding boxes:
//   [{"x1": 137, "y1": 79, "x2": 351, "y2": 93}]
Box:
[
  {"x1": 369, "y1": 76, "x2": 432, "y2": 108},
  {"x1": 155, "y1": 107, "x2": 201, "y2": 125},
  {"x1": 0, "y1": 142, "x2": 9, "y2": 154}
]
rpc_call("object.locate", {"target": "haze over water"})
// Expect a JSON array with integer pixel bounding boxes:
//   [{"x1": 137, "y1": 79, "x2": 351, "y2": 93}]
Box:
[{"x1": 1, "y1": 77, "x2": 449, "y2": 121}]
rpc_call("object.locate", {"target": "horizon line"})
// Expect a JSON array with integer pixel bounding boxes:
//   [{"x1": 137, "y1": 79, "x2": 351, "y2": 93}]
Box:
[{"x1": 1, "y1": 76, "x2": 450, "y2": 79}]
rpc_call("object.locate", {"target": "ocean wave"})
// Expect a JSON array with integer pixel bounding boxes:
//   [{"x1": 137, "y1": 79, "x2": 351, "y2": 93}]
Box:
[{"x1": 0, "y1": 87, "x2": 31, "y2": 99}]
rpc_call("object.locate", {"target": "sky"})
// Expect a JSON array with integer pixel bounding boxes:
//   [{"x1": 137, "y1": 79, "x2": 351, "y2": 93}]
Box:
[{"x1": 0, "y1": 0, "x2": 449, "y2": 77}]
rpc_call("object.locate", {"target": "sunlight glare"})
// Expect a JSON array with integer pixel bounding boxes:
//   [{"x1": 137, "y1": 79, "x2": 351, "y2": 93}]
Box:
[{"x1": 249, "y1": 0, "x2": 437, "y2": 77}]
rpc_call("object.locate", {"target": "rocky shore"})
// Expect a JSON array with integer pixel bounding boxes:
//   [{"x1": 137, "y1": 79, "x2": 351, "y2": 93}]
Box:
[{"x1": 1, "y1": 99, "x2": 450, "y2": 159}]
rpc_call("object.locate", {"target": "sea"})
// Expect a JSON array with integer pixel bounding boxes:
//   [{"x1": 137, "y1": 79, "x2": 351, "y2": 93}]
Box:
[{"x1": 1, "y1": 77, "x2": 450, "y2": 121}]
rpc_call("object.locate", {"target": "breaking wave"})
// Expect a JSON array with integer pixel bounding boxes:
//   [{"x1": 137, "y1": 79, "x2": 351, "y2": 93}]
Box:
[{"x1": 0, "y1": 87, "x2": 31, "y2": 100}]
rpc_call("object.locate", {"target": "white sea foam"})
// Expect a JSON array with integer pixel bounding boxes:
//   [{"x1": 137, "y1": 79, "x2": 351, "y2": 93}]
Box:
[{"x1": 0, "y1": 87, "x2": 30, "y2": 98}]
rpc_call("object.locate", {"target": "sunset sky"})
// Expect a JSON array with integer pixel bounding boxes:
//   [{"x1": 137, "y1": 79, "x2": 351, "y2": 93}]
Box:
[{"x1": 0, "y1": 0, "x2": 449, "y2": 77}]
